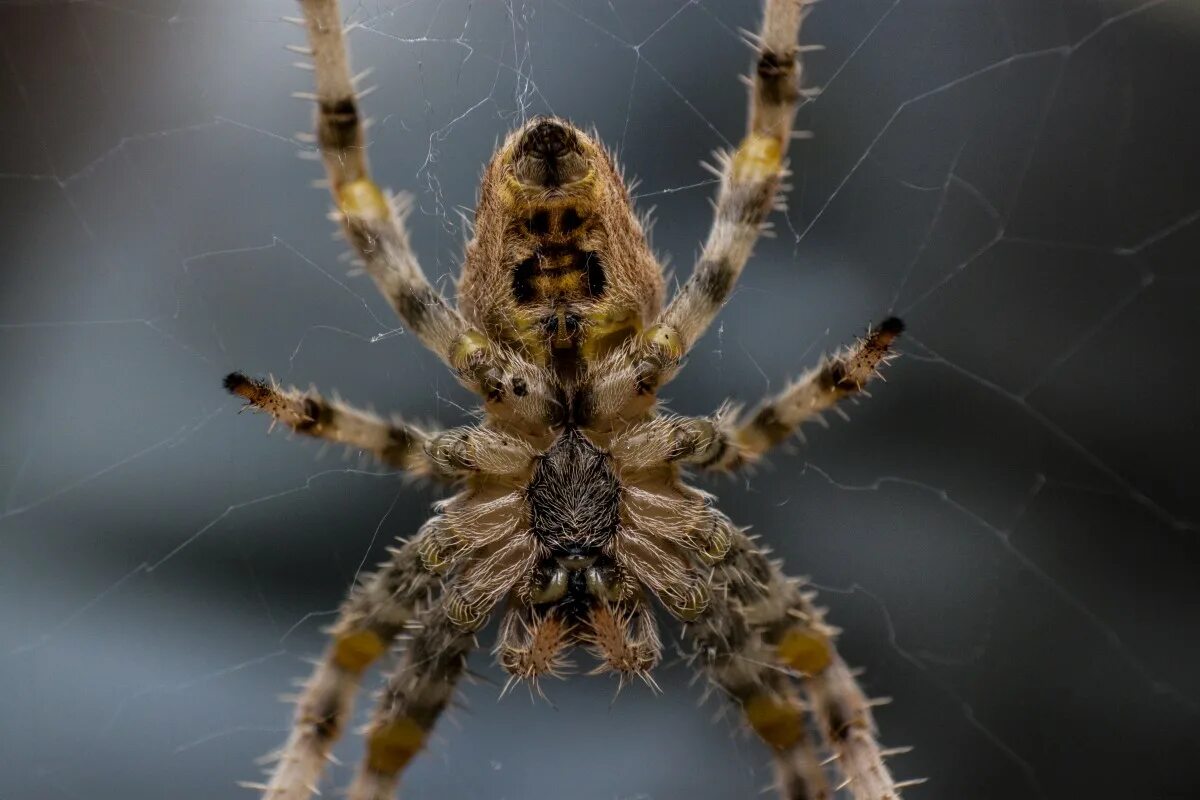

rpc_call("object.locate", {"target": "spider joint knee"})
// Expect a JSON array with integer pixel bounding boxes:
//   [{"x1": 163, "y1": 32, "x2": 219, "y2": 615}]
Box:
[
  {"x1": 417, "y1": 517, "x2": 455, "y2": 574},
  {"x1": 665, "y1": 581, "x2": 710, "y2": 621},
  {"x1": 669, "y1": 418, "x2": 715, "y2": 458},
  {"x1": 449, "y1": 331, "x2": 512, "y2": 402},
  {"x1": 427, "y1": 429, "x2": 477, "y2": 476},
  {"x1": 694, "y1": 514, "x2": 733, "y2": 564},
  {"x1": 671, "y1": 418, "x2": 735, "y2": 470},
  {"x1": 445, "y1": 591, "x2": 489, "y2": 631},
  {"x1": 635, "y1": 324, "x2": 683, "y2": 392}
]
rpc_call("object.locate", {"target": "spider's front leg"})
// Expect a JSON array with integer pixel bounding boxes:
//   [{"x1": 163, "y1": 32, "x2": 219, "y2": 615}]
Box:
[
  {"x1": 256, "y1": 530, "x2": 441, "y2": 800},
  {"x1": 224, "y1": 373, "x2": 537, "y2": 480},
  {"x1": 347, "y1": 591, "x2": 477, "y2": 800},
  {"x1": 296, "y1": 0, "x2": 460, "y2": 363},
  {"x1": 642, "y1": 0, "x2": 809, "y2": 389},
  {"x1": 294, "y1": 0, "x2": 553, "y2": 420},
  {"x1": 584, "y1": 0, "x2": 812, "y2": 422}
]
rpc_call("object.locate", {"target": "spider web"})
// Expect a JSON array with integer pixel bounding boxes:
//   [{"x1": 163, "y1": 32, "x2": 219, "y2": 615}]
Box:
[{"x1": 0, "y1": 1, "x2": 1197, "y2": 798}]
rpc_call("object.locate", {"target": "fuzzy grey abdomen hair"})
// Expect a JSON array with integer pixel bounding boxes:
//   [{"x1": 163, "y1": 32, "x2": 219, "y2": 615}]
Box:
[{"x1": 526, "y1": 426, "x2": 621, "y2": 558}]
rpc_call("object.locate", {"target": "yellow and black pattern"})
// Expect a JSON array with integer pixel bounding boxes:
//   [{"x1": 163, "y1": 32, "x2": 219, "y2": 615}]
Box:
[
  {"x1": 735, "y1": 317, "x2": 904, "y2": 465},
  {"x1": 349, "y1": 600, "x2": 474, "y2": 800},
  {"x1": 694, "y1": 529, "x2": 914, "y2": 800},
  {"x1": 224, "y1": 372, "x2": 434, "y2": 474},
  {"x1": 658, "y1": 0, "x2": 807, "y2": 357},
  {"x1": 250, "y1": 535, "x2": 440, "y2": 800},
  {"x1": 298, "y1": 0, "x2": 458, "y2": 360},
  {"x1": 296, "y1": 0, "x2": 555, "y2": 424},
  {"x1": 224, "y1": 372, "x2": 542, "y2": 481},
  {"x1": 610, "y1": 318, "x2": 904, "y2": 474}
]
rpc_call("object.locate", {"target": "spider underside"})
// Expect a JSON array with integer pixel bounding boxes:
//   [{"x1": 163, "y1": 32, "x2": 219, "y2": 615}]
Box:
[{"x1": 225, "y1": 1, "x2": 915, "y2": 798}]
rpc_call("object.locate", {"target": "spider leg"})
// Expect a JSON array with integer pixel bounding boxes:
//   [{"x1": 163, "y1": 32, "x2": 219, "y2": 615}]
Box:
[
  {"x1": 638, "y1": 0, "x2": 812, "y2": 392},
  {"x1": 224, "y1": 372, "x2": 538, "y2": 480},
  {"x1": 610, "y1": 319, "x2": 903, "y2": 473},
  {"x1": 258, "y1": 531, "x2": 441, "y2": 800},
  {"x1": 689, "y1": 564, "x2": 830, "y2": 799},
  {"x1": 717, "y1": 528, "x2": 909, "y2": 799},
  {"x1": 294, "y1": 0, "x2": 554, "y2": 420},
  {"x1": 295, "y1": 0, "x2": 460, "y2": 361},
  {"x1": 733, "y1": 318, "x2": 903, "y2": 469},
  {"x1": 423, "y1": 425, "x2": 539, "y2": 482},
  {"x1": 347, "y1": 591, "x2": 477, "y2": 800},
  {"x1": 608, "y1": 409, "x2": 741, "y2": 472}
]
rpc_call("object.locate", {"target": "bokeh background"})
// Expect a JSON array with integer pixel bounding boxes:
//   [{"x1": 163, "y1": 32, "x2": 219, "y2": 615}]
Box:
[{"x1": 1, "y1": 0, "x2": 1198, "y2": 798}]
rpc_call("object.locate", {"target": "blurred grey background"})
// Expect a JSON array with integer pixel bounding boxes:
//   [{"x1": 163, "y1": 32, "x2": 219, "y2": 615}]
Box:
[{"x1": 1, "y1": 0, "x2": 1198, "y2": 798}]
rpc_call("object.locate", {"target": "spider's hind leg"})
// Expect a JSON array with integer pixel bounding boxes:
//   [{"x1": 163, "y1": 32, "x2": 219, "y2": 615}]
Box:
[
  {"x1": 347, "y1": 592, "x2": 477, "y2": 800},
  {"x1": 689, "y1": 561, "x2": 831, "y2": 800},
  {"x1": 695, "y1": 528, "x2": 911, "y2": 800},
  {"x1": 256, "y1": 528, "x2": 441, "y2": 800}
]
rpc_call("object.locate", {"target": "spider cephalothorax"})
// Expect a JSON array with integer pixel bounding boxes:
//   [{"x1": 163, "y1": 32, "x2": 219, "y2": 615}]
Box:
[
  {"x1": 225, "y1": 2, "x2": 919, "y2": 799},
  {"x1": 526, "y1": 426, "x2": 621, "y2": 562}
]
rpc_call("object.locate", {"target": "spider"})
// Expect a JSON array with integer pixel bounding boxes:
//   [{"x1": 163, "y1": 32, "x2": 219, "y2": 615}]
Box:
[{"x1": 224, "y1": 1, "x2": 914, "y2": 798}]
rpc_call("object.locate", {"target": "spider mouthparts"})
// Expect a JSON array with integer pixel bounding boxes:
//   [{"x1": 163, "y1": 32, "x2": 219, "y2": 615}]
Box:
[{"x1": 515, "y1": 118, "x2": 588, "y2": 187}]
